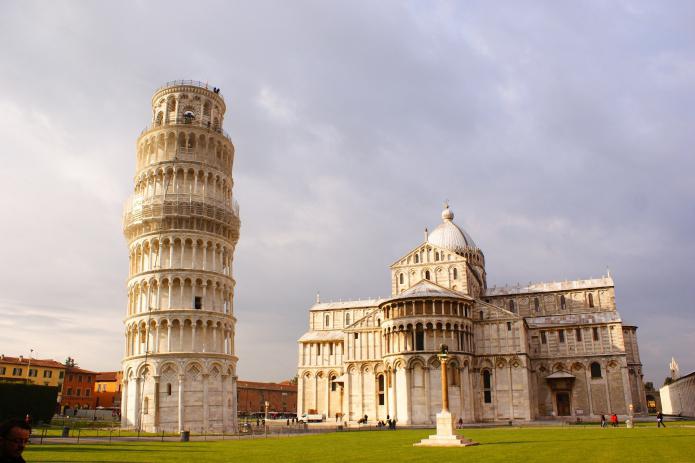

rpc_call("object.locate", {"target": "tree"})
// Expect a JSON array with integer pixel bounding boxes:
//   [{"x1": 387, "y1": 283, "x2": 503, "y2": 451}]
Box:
[
  {"x1": 288, "y1": 375, "x2": 298, "y2": 385},
  {"x1": 663, "y1": 377, "x2": 673, "y2": 386},
  {"x1": 64, "y1": 357, "x2": 76, "y2": 367}
]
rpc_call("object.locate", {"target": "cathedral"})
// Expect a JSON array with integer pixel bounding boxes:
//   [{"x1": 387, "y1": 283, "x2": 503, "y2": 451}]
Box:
[{"x1": 297, "y1": 206, "x2": 647, "y2": 424}]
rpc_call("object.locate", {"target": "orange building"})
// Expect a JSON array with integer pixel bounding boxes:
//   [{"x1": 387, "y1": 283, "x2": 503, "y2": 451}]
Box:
[
  {"x1": 61, "y1": 366, "x2": 97, "y2": 411},
  {"x1": 94, "y1": 371, "x2": 122, "y2": 409},
  {"x1": 237, "y1": 380, "x2": 297, "y2": 416}
]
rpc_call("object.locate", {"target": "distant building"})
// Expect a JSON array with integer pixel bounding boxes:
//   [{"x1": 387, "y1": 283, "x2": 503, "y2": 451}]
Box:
[
  {"x1": 644, "y1": 382, "x2": 661, "y2": 414},
  {"x1": 0, "y1": 355, "x2": 65, "y2": 388},
  {"x1": 237, "y1": 381, "x2": 297, "y2": 416},
  {"x1": 660, "y1": 371, "x2": 695, "y2": 417},
  {"x1": 61, "y1": 366, "x2": 97, "y2": 411},
  {"x1": 95, "y1": 371, "x2": 123, "y2": 409}
]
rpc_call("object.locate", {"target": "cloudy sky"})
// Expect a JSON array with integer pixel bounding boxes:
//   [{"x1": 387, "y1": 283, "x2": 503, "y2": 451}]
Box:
[{"x1": 0, "y1": 1, "x2": 693, "y2": 385}]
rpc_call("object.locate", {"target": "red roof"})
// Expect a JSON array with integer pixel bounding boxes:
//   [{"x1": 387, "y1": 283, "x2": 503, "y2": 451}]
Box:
[
  {"x1": 0, "y1": 356, "x2": 65, "y2": 369},
  {"x1": 95, "y1": 371, "x2": 120, "y2": 382},
  {"x1": 237, "y1": 380, "x2": 297, "y2": 392}
]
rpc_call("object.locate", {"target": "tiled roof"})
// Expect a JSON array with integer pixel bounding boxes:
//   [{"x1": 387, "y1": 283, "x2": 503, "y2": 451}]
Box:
[
  {"x1": 387, "y1": 280, "x2": 473, "y2": 301},
  {"x1": 95, "y1": 371, "x2": 120, "y2": 382}
]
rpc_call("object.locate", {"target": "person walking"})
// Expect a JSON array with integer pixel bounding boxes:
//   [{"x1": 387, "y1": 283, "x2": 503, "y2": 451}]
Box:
[
  {"x1": 610, "y1": 413, "x2": 618, "y2": 427},
  {"x1": 600, "y1": 414, "x2": 606, "y2": 428},
  {"x1": 657, "y1": 411, "x2": 666, "y2": 428}
]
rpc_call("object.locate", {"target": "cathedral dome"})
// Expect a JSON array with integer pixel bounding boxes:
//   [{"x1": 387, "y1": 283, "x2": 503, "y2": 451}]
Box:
[{"x1": 427, "y1": 205, "x2": 476, "y2": 253}]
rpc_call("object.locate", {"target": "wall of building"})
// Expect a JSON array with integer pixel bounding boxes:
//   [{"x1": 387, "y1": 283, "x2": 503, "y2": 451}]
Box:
[{"x1": 660, "y1": 373, "x2": 695, "y2": 417}]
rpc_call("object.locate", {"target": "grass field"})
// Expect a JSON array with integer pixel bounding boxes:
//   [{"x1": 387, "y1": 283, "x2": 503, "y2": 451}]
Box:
[{"x1": 26, "y1": 425, "x2": 695, "y2": 463}]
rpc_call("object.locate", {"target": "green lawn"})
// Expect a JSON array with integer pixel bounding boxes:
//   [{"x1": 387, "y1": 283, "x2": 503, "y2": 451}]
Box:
[{"x1": 26, "y1": 425, "x2": 695, "y2": 463}]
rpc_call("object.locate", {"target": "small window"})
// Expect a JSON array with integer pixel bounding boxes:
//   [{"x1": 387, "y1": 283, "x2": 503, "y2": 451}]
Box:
[
  {"x1": 559, "y1": 330, "x2": 565, "y2": 343},
  {"x1": 541, "y1": 331, "x2": 547, "y2": 344},
  {"x1": 507, "y1": 322, "x2": 512, "y2": 331},
  {"x1": 483, "y1": 370, "x2": 492, "y2": 403},
  {"x1": 329, "y1": 343, "x2": 334, "y2": 355},
  {"x1": 59, "y1": 371, "x2": 64, "y2": 379},
  {"x1": 67, "y1": 388, "x2": 73, "y2": 395},
  {"x1": 399, "y1": 273, "x2": 404, "y2": 284},
  {"x1": 317, "y1": 344, "x2": 321, "y2": 355},
  {"x1": 167, "y1": 383, "x2": 172, "y2": 396},
  {"x1": 331, "y1": 376, "x2": 337, "y2": 391},
  {"x1": 354, "y1": 333, "x2": 359, "y2": 340},
  {"x1": 576, "y1": 328, "x2": 582, "y2": 342},
  {"x1": 43, "y1": 370, "x2": 52, "y2": 378},
  {"x1": 29, "y1": 369, "x2": 38, "y2": 377},
  {"x1": 12, "y1": 368, "x2": 22, "y2": 376},
  {"x1": 414, "y1": 254, "x2": 419, "y2": 263},
  {"x1": 534, "y1": 298, "x2": 540, "y2": 312},
  {"x1": 194, "y1": 296, "x2": 202, "y2": 310},
  {"x1": 78, "y1": 375, "x2": 83, "y2": 382},
  {"x1": 415, "y1": 329, "x2": 424, "y2": 350},
  {"x1": 345, "y1": 313, "x2": 351, "y2": 325},
  {"x1": 435, "y1": 252, "x2": 439, "y2": 261},
  {"x1": 509, "y1": 300, "x2": 515, "y2": 313},
  {"x1": 588, "y1": 293, "x2": 594, "y2": 308},
  {"x1": 479, "y1": 310, "x2": 484, "y2": 320},
  {"x1": 325, "y1": 314, "x2": 330, "y2": 327},
  {"x1": 377, "y1": 375, "x2": 385, "y2": 405},
  {"x1": 592, "y1": 327, "x2": 599, "y2": 341},
  {"x1": 591, "y1": 362, "x2": 602, "y2": 378},
  {"x1": 425, "y1": 270, "x2": 430, "y2": 280},
  {"x1": 453, "y1": 268, "x2": 458, "y2": 280},
  {"x1": 76, "y1": 389, "x2": 81, "y2": 397},
  {"x1": 560, "y1": 295, "x2": 566, "y2": 310},
  {"x1": 85, "y1": 389, "x2": 91, "y2": 397}
]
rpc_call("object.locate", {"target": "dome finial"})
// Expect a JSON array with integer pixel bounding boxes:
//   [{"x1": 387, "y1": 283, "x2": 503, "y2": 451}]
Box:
[{"x1": 441, "y1": 200, "x2": 454, "y2": 221}]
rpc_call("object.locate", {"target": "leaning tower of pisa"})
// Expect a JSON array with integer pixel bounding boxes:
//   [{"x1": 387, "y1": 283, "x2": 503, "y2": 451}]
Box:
[{"x1": 121, "y1": 81, "x2": 240, "y2": 433}]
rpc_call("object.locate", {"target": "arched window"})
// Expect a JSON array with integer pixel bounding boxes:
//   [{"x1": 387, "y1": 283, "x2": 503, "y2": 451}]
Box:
[
  {"x1": 415, "y1": 326, "x2": 424, "y2": 351},
  {"x1": 203, "y1": 101, "x2": 211, "y2": 117},
  {"x1": 399, "y1": 273, "x2": 404, "y2": 284},
  {"x1": 483, "y1": 370, "x2": 492, "y2": 403},
  {"x1": 377, "y1": 374, "x2": 385, "y2": 405},
  {"x1": 509, "y1": 300, "x2": 516, "y2": 313},
  {"x1": 331, "y1": 375, "x2": 337, "y2": 391},
  {"x1": 167, "y1": 383, "x2": 172, "y2": 396},
  {"x1": 345, "y1": 313, "x2": 351, "y2": 326},
  {"x1": 449, "y1": 364, "x2": 459, "y2": 386},
  {"x1": 453, "y1": 268, "x2": 458, "y2": 280},
  {"x1": 425, "y1": 270, "x2": 430, "y2": 280},
  {"x1": 590, "y1": 362, "x2": 602, "y2": 378},
  {"x1": 435, "y1": 252, "x2": 439, "y2": 261},
  {"x1": 560, "y1": 295, "x2": 566, "y2": 310},
  {"x1": 155, "y1": 112, "x2": 164, "y2": 126},
  {"x1": 325, "y1": 314, "x2": 330, "y2": 327},
  {"x1": 534, "y1": 297, "x2": 540, "y2": 312},
  {"x1": 479, "y1": 310, "x2": 484, "y2": 320},
  {"x1": 414, "y1": 254, "x2": 419, "y2": 263},
  {"x1": 588, "y1": 293, "x2": 594, "y2": 308}
]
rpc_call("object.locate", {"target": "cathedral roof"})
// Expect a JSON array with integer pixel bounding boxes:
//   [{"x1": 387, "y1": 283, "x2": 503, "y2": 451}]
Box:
[
  {"x1": 426, "y1": 205, "x2": 477, "y2": 253},
  {"x1": 386, "y1": 280, "x2": 472, "y2": 302},
  {"x1": 298, "y1": 330, "x2": 345, "y2": 342}
]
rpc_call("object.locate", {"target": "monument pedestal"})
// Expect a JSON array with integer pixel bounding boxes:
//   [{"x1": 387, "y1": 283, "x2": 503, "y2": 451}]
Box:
[{"x1": 414, "y1": 411, "x2": 478, "y2": 447}]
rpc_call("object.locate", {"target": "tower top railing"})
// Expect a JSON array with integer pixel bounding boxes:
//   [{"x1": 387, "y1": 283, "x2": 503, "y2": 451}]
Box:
[{"x1": 153, "y1": 80, "x2": 225, "y2": 99}]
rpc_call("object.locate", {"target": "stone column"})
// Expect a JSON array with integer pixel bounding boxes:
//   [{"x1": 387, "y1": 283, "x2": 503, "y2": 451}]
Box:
[
  {"x1": 297, "y1": 373, "x2": 304, "y2": 415},
  {"x1": 202, "y1": 373, "x2": 209, "y2": 430},
  {"x1": 134, "y1": 377, "x2": 142, "y2": 429},
  {"x1": 121, "y1": 379, "x2": 129, "y2": 427},
  {"x1": 392, "y1": 368, "x2": 398, "y2": 420},
  {"x1": 178, "y1": 375, "x2": 185, "y2": 432},
  {"x1": 440, "y1": 357, "x2": 449, "y2": 412},
  {"x1": 167, "y1": 323, "x2": 172, "y2": 353},
  {"x1": 153, "y1": 376, "x2": 160, "y2": 430},
  {"x1": 221, "y1": 373, "x2": 227, "y2": 432},
  {"x1": 424, "y1": 366, "x2": 432, "y2": 423}
]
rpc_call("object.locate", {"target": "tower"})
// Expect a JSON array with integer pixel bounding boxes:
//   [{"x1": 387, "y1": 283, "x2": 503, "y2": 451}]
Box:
[{"x1": 121, "y1": 81, "x2": 240, "y2": 433}]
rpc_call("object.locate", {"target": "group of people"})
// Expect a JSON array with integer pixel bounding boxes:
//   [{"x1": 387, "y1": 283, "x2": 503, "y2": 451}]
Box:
[
  {"x1": 599, "y1": 413, "x2": 620, "y2": 428},
  {"x1": 376, "y1": 416, "x2": 397, "y2": 430}
]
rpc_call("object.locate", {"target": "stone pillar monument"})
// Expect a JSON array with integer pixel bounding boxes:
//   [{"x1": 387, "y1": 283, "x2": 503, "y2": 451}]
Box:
[{"x1": 415, "y1": 345, "x2": 477, "y2": 447}]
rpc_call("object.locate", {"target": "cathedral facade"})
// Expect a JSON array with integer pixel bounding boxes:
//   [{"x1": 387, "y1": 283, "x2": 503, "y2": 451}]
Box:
[{"x1": 297, "y1": 206, "x2": 646, "y2": 424}]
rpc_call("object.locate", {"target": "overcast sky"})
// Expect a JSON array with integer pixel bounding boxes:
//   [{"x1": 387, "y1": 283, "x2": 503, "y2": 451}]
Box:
[{"x1": 0, "y1": 1, "x2": 693, "y2": 385}]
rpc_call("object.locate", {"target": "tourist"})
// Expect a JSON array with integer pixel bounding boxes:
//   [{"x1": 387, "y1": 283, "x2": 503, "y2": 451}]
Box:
[
  {"x1": 610, "y1": 413, "x2": 618, "y2": 427},
  {"x1": 0, "y1": 419, "x2": 31, "y2": 463},
  {"x1": 600, "y1": 415, "x2": 606, "y2": 428},
  {"x1": 457, "y1": 418, "x2": 464, "y2": 429},
  {"x1": 657, "y1": 411, "x2": 666, "y2": 428}
]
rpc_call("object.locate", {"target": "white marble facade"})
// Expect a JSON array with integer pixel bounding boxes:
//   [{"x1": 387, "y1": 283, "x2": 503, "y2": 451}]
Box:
[
  {"x1": 297, "y1": 206, "x2": 647, "y2": 424},
  {"x1": 122, "y1": 81, "x2": 240, "y2": 432}
]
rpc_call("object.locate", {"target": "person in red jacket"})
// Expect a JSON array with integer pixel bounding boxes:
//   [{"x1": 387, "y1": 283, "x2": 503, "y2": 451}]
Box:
[{"x1": 610, "y1": 413, "x2": 618, "y2": 427}]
